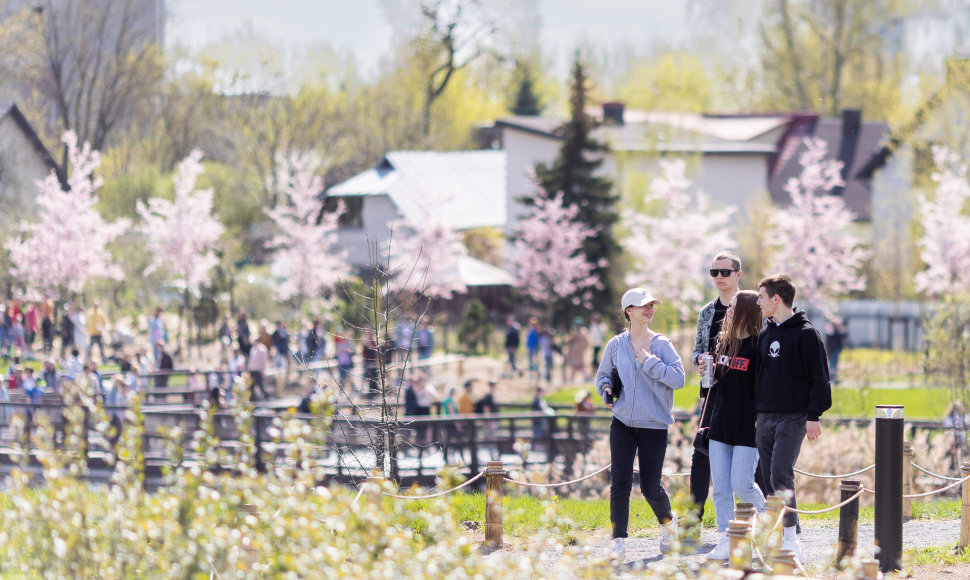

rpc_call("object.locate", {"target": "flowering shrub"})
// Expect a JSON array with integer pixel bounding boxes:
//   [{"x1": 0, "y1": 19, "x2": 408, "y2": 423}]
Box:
[{"x1": 0, "y1": 394, "x2": 945, "y2": 578}]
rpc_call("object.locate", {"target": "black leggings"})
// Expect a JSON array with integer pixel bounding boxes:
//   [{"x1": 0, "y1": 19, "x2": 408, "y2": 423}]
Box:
[{"x1": 610, "y1": 418, "x2": 673, "y2": 538}]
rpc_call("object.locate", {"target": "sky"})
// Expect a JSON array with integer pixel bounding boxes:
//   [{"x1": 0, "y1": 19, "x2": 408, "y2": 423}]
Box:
[{"x1": 165, "y1": 0, "x2": 691, "y2": 79}]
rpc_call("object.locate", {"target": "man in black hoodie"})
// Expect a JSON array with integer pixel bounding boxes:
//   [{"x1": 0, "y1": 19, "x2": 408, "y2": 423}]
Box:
[{"x1": 755, "y1": 274, "x2": 831, "y2": 560}]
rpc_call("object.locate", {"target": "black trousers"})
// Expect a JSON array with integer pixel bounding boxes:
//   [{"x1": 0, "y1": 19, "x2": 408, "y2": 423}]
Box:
[{"x1": 609, "y1": 418, "x2": 673, "y2": 538}]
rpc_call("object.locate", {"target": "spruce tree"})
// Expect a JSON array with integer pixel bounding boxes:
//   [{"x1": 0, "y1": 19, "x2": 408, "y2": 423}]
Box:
[
  {"x1": 511, "y1": 72, "x2": 542, "y2": 116},
  {"x1": 533, "y1": 56, "x2": 619, "y2": 326}
]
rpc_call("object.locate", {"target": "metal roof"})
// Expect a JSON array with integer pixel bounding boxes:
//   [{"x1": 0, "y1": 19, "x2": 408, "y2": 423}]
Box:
[
  {"x1": 457, "y1": 255, "x2": 516, "y2": 287},
  {"x1": 326, "y1": 150, "x2": 506, "y2": 230},
  {"x1": 496, "y1": 110, "x2": 793, "y2": 153}
]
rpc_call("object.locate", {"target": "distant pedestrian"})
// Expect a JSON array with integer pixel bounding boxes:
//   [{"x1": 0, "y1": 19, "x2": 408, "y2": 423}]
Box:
[
  {"x1": 87, "y1": 302, "x2": 109, "y2": 362},
  {"x1": 588, "y1": 313, "x2": 606, "y2": 371},
  {"x1": 271, "y1": 320, "x2": 290, "y2": 368},
  {"x1": 825, "y1": 321, "x2": 848, "y2": 385},
  {"x1": 415, "y1": 320, "x2": 434, "y2": 361},
  {"x1": 248, "y1": 341, "x2": 270, "y2": 400},
  {"x1": 148, "y1": 308, "x2": 166, "y2": 363},
  {"x1": 503, "y1": 315, "x2": 521, "y2": 378},
  {"x1": 236, "y1": 309, "x2": 252, "y2": 357},
  {"x1": 526, "y1": 317, "x2": 540, "y2": 379}
]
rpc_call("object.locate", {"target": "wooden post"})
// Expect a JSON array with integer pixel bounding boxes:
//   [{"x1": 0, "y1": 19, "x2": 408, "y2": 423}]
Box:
[
  {"x1": 837, "y1": 479, "x2": 861, "y2": 568},
  {"x1": 484, "y1": 461, "x2": 505, "y2": 552},
  {"x1": 734, "y1": 502, "x2": 755, "y2": 522},
  {"x1": 727, "y1": 519, "x2": 751, "y2": 570},
  {"x1": 902, "y1": 442, "x2": 913, "y2": 520},
  {"x1": 961, "y1": 462, "x2": 970, "y2": 548},
  {"x1": 765, "y1": 493, "x2": 786, "y2": 552},
  {"x1": 858, "y1": 559, "x2": 880, "y2": 579},
  {"x1": 770, "y1": 550, "x2": 795, "y2": 576}
]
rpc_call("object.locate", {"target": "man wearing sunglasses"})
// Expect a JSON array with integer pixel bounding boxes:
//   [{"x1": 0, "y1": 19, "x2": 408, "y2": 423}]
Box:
[{"x1": 689, "y1": 251, "x2": 742, "y2": 529}]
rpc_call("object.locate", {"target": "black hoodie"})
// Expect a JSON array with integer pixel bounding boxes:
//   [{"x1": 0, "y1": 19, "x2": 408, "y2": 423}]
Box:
[{"x1": 755, "y1": 310, "x2": 832, "y2": 421}]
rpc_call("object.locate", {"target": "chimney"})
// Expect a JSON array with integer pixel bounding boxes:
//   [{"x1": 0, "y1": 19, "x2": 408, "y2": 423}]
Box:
[
  {"x1": 602, "y1": 102, "x2": 625, "y2": 126},
  {"x1": 833, "y1": 109, "x2": 862, "y2": 196}
]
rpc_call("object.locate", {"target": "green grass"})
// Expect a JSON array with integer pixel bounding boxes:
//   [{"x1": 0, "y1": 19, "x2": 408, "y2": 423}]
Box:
[
  {"x1": 546, "y1": 368, "x2": 955, "y2": 421},
  {"x1": 905, "y1": 544, "x2": 970, "y2": 567},
  {"x1": 444, "y1": 494, "x2": 672, "y2": 537},
  {"x1": 406, "y1": 494, "x2": 961, "y2": 536}
]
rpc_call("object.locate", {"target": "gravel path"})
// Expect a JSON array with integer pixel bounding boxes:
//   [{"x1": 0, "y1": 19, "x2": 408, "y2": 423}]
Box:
[{"x1": 605, "y1": 518, "x2": 962, "y2": 574}]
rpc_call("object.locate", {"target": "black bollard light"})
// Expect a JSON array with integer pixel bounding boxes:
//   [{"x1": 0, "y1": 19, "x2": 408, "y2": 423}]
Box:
[{"x1": 874, "y1": 404, "x2": 904, "y2": 573}]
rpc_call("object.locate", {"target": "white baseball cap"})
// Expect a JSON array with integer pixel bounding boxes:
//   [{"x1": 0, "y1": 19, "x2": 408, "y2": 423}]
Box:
[{"x1": 621, "y1": 288, "x2": 662, "y2": 309}]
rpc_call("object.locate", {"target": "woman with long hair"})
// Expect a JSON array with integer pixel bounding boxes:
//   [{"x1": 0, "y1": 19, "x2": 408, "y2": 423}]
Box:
[
  {"x1": 596, "y1": 288, "x2": 685, "y2": 557},
  {"x1": 706, "y1": 290, "x2": 766, "y2": 560}
]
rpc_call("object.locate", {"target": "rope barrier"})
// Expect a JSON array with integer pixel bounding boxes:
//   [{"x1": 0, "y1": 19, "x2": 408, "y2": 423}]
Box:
[
  {"x1": 348, "y1": 485, "x2": 366, "y2": 509},
  {"x1": 794, "y1": 464, "x2": 875, "y2": 479},
  {"x1": 504, "y1": 463, "x2": 611, "y2": 488},
  {"x1": 911, "y1": 462, "x2": 963, "y2": 482},
  {"x1": 631, "y1": 466, "x2": 690, "y2": 477},
  {"x1": 381, "y1": 470, "x2": 486, "y2": 500},
  {"x1": 784, "y1": 488, "x2": 865, "y2": 515},
  {"x1": 862, "y1": 487, "x2": 875, "y2": 495},
  {"x1": 902, "y1": 474, "x2": 970, "y2": 499}
]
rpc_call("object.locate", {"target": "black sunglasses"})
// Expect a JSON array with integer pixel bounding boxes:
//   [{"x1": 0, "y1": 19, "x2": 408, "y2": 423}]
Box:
[{"x1": 709, "y1": 269, "x2": 738, "y2": 278}]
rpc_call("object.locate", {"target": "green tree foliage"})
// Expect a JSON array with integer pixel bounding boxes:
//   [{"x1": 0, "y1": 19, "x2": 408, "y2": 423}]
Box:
[
  {"x1": 511, "y1": 63, "x2": 543, "y2": 115},
  {"x1": 758, "y1": 0, "x2": 904, "y2": 119},
  {"x1": 457, "y1": 298, "x2": 488, "y2": 353},
  {"x1": 614, "y1": 52, "x2": 713, "y2": 112},
  {"x1": 11, "y1": 0, "x2": 164, "y2": 160},
  {"x1": 534, "y1": 56, "x2": 620, "y2": 325},
  {"x1": 923, "y1": 294, "x2": 970, "y2": 407}
]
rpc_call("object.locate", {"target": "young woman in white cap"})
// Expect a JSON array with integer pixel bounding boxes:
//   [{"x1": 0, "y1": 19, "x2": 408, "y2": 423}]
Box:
[{"x1": 596, "y1": 287, "x2": 686, "y2": 556}]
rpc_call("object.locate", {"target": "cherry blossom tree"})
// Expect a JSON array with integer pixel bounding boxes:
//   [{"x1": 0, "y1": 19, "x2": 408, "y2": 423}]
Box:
[
  {"x1": 624, "y1": 159, "x2": 736, "y2": 321},
  {"x1": 138, "y1": 149, "x2": 225, "y2": 294},
  {"x1": 267, "y1": 155, "x2": 350, "y2": 307},
  {"x1": 914, "y1": 146, "x2": 970, "y2": 297},
  {"x1": 6, "y1": 131, "x2": 129, "y2": 299},
  {"x1": 138, "y1": 149, "x2": 225, "y2": 352},
  {"x1": 507, "y1": 191, "x2": 601, "y2": 317},
  {"x1": 387, "y1": 196, "x2": 468, "y2": 300},
  {"x1": 768, "y1": 137, "x2": 870, "y2": 320}
]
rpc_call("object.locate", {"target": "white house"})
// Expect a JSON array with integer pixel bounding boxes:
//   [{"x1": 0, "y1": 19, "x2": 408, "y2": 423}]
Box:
[
  {"x1": 494, "y1": 104, "x2": 889, "y2": 231},
  {"x1": 324, "y1": 150, "x2": 514, "y2": 286},
  {"x1": 0, "y1": 103, "x2": 66, "y2": 227}
]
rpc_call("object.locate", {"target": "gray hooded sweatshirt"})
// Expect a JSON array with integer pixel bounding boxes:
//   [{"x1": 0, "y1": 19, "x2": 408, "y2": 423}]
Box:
[{"x1": 595, "y1": 331, "x2": 686, "y2": 429}]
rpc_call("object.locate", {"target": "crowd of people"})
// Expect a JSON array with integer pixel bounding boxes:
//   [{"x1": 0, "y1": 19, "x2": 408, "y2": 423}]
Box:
[
  {"x1": 597, "y1": 251, "x2": 833, "y2": 564},
  {"x1": 0, "y1": 257, "x2": 840, "y2": 566}
]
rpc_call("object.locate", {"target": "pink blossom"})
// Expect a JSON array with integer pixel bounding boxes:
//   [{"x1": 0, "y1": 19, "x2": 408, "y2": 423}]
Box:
[
  {"x1": 624, "y1": 159, "x2": 736, "y2": 320},
  {"x1": 6, "y1": 132, "x2": 130, "y2": 299},
  {"x1": 137, "y1": 149, "x2": 225, "y2": 293},
  {"x1": 914, "y1": 146, "x2": 970, "y2": 297},
  {"x1": 507, "y1": 191, "x2": 601, "y2": 307},
  {"x1": 387, "y1": 194, "x2": 468, "y2": 300},
  {"x1": 267, "y1": 155, "x2": 350, "y2": 303},
  {"x1": 769, "y1": 137, "x2": 869, "y2": 320}
]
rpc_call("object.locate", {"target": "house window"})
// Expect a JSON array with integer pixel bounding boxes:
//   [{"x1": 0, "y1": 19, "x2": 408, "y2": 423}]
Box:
[{"x1": 323, "y1": 196, "x2": 363, "y2": 228}]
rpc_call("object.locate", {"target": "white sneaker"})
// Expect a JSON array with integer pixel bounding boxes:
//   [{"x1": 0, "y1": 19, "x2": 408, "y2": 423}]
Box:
[
  {"x1": 660, "y1": 513, "x2": 678, "y2": 553},
  {"x1": 781, "y1": 526, "x2": 803, "y2": 561},
  {"x1": 611, "y1": 537, "x2": 626, "y2": 555},
  {"x1": 706, "y1": 533, "x2": 730, "y2": 561}
]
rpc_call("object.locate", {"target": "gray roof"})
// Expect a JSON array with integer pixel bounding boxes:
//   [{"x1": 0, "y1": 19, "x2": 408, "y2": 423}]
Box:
[
  {"x1": 768, "y1": 116, "x2": 889, "y2": 220},
  {"x1": 496, "y1": 111, "x2": 791, "y2": 154},
  {"x1": 457, "y1": 255, "x2": 516, "y2": 287},
  {"x1": 326, "y1": 150, "x2": 506, "y2": 230},
  {"x1": 0, "y1": 102, "x2": 66, "y2": 187}
]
